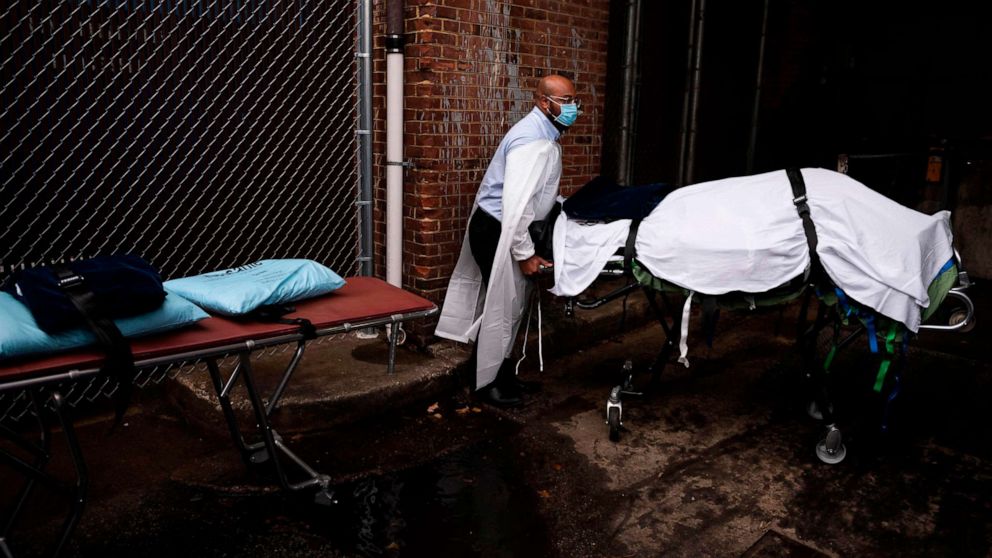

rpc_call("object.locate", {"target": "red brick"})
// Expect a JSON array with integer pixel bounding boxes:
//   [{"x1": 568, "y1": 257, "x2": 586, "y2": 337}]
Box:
[{"x1": 370, "y1": 0, "x2": 609, "y2": 308}]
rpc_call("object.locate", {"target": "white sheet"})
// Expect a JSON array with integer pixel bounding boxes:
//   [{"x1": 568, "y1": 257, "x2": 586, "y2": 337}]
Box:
[{"x1": 551, "y1": 168, "x2": 954, "y2": 332}]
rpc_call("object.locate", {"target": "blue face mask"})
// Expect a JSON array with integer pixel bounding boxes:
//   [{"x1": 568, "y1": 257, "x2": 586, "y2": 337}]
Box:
[{"x1": 546, "y1": 96, "x2": 580, "y2": 127}]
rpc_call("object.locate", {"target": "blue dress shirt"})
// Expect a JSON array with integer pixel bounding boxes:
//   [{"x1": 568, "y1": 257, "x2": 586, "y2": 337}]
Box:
[{"x1": 476, "y1": 107, "x2": 561, "y2": 221}]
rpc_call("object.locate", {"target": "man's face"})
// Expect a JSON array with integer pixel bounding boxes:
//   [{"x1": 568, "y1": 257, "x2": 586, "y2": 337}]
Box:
[{"x1": 540, "y1": 80, "x2": 578, "y2": 118}]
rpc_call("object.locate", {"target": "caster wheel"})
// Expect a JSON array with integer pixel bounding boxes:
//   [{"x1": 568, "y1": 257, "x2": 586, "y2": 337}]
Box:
[
  {"x1": 815, "y1": 427, "x2": 847, "y2": 464},
  {"x1": 948, "y1": 310, "x2": 975, "y2": 332},
  {"x1": 313, "y1": 489, "x2": 338, "y2": 506},
  {"x1": 608, "y1": 406, "x2": 621, "y2": 442},
  {"x1": 386, "y1": 326, "x2": 407, "y2": 345}
]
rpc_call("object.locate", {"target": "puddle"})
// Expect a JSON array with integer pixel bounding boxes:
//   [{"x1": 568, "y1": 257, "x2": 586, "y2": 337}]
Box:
[
  {"x1": 15, "y1": 437, "x2": 552, "y2": 558},
  {"x1": 303, "y1": 437, "x2": 552, "y2": 557}
]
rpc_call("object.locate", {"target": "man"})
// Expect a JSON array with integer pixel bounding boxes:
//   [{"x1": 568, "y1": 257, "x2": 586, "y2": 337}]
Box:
[{"x1": 435, "y1": 74, "x2": 580, "y2": 407}]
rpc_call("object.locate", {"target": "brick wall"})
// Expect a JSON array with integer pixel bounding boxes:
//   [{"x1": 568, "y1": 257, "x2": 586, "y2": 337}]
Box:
[{"x1": 371, "y1": 0, "x2": 611, "y2": 344}]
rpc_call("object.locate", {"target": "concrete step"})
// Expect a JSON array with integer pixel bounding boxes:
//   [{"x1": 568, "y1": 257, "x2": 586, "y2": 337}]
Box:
[
  {"x1": 167, "y1": 331, "x2": 462, "y2": 436},
  {"x1": 167, "y1": 277, "x2": 654, "y2": 436}
]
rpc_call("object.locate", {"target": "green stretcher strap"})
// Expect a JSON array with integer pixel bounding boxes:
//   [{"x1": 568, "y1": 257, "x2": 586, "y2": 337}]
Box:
[
  {"x1": 873, "y1": 322, "x2": 899, "y2": 392},
  {"x1": 874, "y1": 360, "x2": 891, "y2": 393},
  {"x1": 823, "y1": 321, "x2": 841, "y2": 373},
  {"x1": 823, "y1": 345, "x2": 837, "y2": 373}
]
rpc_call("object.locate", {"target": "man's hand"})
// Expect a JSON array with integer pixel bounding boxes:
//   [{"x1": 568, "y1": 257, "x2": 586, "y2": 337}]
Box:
[{"x1": 518, "y1": 255, "x2": 552, "y2": 276}]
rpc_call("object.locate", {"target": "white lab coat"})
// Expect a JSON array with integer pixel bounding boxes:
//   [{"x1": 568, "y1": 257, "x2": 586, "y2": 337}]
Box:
[{"x1": 435, "y1": 139, "x2": 561, "y2": 389}]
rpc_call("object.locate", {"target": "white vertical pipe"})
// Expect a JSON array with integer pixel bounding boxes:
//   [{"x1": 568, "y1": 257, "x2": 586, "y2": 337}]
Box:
[{"x1": 386, "y1": 51, "x2": 403, "y2": 287}]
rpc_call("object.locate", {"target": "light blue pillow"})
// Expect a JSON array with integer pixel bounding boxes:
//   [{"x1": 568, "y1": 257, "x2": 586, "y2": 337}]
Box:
[
  {"x1": 0, "y1": 290, "x2": 210, "y2": 361},
  {"x1": 162, "y1": 259, "x2": 347, "y2": 316}
]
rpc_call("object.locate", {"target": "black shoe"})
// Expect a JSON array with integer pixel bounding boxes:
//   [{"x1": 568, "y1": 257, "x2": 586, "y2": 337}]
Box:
[
  {"x1": 480, "y1": 385, "x2": 523, "y2": 408},
  {"x1": 509, "y1": 376, "x2": 542, "y2": 393}
]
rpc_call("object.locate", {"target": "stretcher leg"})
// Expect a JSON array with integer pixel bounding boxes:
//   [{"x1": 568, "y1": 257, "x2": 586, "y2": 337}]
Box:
[
  {"x1": 206, "y1": 359, "x2": 256, "y2": 464},
  {"x1": 800, "y1": 302, "x2": 847, "y2": 464},
  {"x1": 606, "y1": 386, "x2": 623, "y2": 442},
  {"x1": 642, "y1": 287, "x2": 681, "y2": 388},
  {"x1": 235, "y1": 352, "x2": 292, "y2": 487},
  {"x1": 387, "y1": 322, "x2": 400, "y2": 375},
  {"x1": 207, "y1": 352, "x2": 331, "y2": 494},
  {"x1": 266, "y1": 341, "x2": 307, "y2": 416},
  {"x1": 605, "y1": 289, "x2": 684, "y2": 442},
  {"x1": 1, "y1": 394, "x2": 50, "y2": 540},
  {"x1": 0, "y1": 389, "x2": 88, "y2": 558},
  {"x1": 50, "y1": 392, "x2": 87, "y2": 558},
  {"x1": 237, "y1": 352, "x2": 333, "y2": 496}
]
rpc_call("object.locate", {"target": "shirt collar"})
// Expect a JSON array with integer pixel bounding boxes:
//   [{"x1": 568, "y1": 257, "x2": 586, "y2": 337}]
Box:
[{"x1": 530, "y1": 106, "x2": 561, "y2": 141}]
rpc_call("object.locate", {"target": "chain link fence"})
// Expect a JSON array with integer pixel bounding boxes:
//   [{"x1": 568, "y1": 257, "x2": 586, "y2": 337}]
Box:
[
  {"x1": 1, "y1": 0, "x2": 369, "y2": 279},
  {"x1": 1, "y1": 0, "x2": 374, "y2": 423}
]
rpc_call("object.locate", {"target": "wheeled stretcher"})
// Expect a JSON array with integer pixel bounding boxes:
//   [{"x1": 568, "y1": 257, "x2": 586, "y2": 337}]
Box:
[
  {"x1": 548, "y1": 168, "x2": 975, "y2": 463},
  {"x1": 564, "y1": 252, "x2": 973, "y2": 463},
  {"x1": 0, "y1": 277, "x2": 437, "y2": 557}
]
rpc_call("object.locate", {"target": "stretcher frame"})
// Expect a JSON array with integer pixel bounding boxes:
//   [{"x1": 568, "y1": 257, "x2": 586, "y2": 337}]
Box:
[
  {"x1": 0, "y1": 277, "x2": 437, "y2": 558},
  {"x1": 563, "y1": 254, "x2": 975, "y2": 464}
]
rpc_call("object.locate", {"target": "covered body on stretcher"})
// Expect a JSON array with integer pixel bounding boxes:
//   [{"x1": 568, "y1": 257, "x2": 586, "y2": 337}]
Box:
[
  {"x1": 552, "y1": 168, "x2": 954, "y2": 333},
  {"x1": 541, "y1": 168, "x2": 973, "y2": 462}
]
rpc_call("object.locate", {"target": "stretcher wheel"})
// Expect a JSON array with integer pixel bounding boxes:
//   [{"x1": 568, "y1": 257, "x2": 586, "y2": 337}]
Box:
[
  {"x1": 815, "y1": 426, "x2": 847, "y2": 465},
  {"x1": 385, "y1": 325, "x2": 407, "y2": 345},
  {"x1": 948, "y1": 309, "x2": 975, "y2": 332},
  {"x1": 313, "y1": 489, "x2": 338, "y2": 506},
  {"x1": 608, "y1": 406, "x2": 621, "y2": 442}
]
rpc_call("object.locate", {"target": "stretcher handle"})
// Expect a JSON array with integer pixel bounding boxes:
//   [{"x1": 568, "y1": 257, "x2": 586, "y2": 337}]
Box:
[
  {"x1": 573, "y1": 282, "x2": 641, "y2": 310},
  {"x1": 918, "y1": 288, "x2": 974, "y2": 332}
]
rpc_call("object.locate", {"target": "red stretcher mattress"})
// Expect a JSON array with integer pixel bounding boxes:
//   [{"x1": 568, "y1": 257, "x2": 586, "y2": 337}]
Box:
[{"x1": 0, "y1": 277, "x2": 436, "y2": 384}]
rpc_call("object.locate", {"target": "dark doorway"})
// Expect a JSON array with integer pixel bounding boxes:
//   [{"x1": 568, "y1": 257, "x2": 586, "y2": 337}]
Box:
[{"x1": 608, "y1": 1, "x2": 992, "y2": 195}]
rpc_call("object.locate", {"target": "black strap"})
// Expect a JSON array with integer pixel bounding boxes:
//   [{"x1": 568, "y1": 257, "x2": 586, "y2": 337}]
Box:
[
  {"x1": 786, "y1": 168, "x2": 825, "y2": 282},
  {"x1": 52, "y1": 264, "x2": 136, "y2": 424},
  {"x1": 623, "y1": 218, "x2": 643, "y2": 276},
  {"x1": 251, "y1": 304, "x2": 318, "y2": 340},
  {"x1": 700, "y1": 296, "x2": 720, "y2": 347}
]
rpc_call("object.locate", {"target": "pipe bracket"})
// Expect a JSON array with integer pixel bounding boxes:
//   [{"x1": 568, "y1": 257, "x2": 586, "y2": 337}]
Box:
[{"x1": 385, "y1": 34, "x2": 406, "y2": 53}]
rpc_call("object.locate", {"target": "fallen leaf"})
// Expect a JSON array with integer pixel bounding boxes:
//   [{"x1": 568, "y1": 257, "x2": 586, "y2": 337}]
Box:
[
  {"x1": 470, "y1": 407, "x2": 482, "y2": 413},
  {"x1": 431, "y1": 413, "x2": 443, "y2": 420},
  {"x1": 537, "y1": 490, "x2": 551, "y2": 499},
  {"x1": 427, "y1": 402, "x2": 440, "y2": 413},
  {"x1": 455, "y1": 407, "x2": 470, "y2": 415}
]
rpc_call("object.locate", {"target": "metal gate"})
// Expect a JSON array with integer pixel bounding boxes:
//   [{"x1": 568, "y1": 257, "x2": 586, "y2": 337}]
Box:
[{"x1": 0, "y1": 0, "x2": 373, "y2": 280}]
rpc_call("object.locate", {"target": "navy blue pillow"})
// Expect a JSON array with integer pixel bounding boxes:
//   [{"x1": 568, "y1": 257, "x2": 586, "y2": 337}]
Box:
[
  {"x1": 2, "y1": 255, "x2": 166, "y2": 333},
  {"x1": 563, "y1": 176, "x2": 674, "y2": 221},
  {"x1": 0, "y1": 290, "x2": 209, "y2": 361}
]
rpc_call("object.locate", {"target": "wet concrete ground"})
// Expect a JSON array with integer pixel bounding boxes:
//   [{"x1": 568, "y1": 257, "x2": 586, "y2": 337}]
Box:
[{"x1": 4, "y1": 288, "x2": 991, "y2": 557}]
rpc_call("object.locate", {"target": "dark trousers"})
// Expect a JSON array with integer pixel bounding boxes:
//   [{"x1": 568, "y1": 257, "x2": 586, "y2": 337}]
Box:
[
  {"x1": 467, "y1": 209, "x2": 515, "y2": 389},
  {"x1": 469, "y1": 208, "x2": 501, "y2": 284}
]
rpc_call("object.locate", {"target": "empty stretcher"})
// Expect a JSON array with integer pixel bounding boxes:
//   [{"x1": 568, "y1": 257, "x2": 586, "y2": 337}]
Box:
[
  {"x1": 548, "y1": 168, "x2": 975, "y2": 463},
  {"x1": 0, "y1": 277, "x2": 437, "y2": 557}
]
